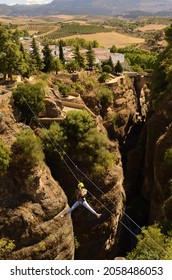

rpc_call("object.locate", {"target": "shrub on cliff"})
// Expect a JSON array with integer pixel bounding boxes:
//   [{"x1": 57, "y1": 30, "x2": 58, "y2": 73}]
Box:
[
  {"x1": 13, "y1": 82, "x2": 45, "y2": 124},
  {"x1": 78, "y1": 128, "x2": 115, "y2": 177},
  {"x1": 11, "y1": 129, "x2": 44, "y2": 171},
  {"x1": 40, "y1": 122, "x2": 67, "y2": 159},
  {"x1": 62, "y1": 110, "x2": 95, "y2": 141},
  {"x1": 0, "y1": 140, "x2": 11, "y2": 175},
  {"x1": 97, "y1": 87, "x2": 113, "y2": 109},
  {"x1": 0, "y1": 238, "x2": 15, "y2": 259}
]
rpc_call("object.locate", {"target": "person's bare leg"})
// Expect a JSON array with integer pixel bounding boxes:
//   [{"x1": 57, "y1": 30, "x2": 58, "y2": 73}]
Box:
[
  {"x1": 82, "y1": 200, "x2": 101, "y2": 218},
  {"x1": 61, "y1": 201, "x2": 80, "y2": 217}
]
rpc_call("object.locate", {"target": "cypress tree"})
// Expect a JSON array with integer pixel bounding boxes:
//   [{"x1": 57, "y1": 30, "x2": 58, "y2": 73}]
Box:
[
  {"x1": 42, "y1": 44, "x2": 54, "y2": 73},
  {"x1": 86, "y1": 44, "x2": 95, "y2": 70}
]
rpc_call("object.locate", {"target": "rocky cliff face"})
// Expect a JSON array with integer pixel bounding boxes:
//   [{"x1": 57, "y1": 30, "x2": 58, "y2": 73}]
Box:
[
  {"x1": 73, "y1": 140, "x2": 125, "y2": 260},
  {"x1": 0, "y1": 91, "x2": 75, "y2": 260},
  {"x1": 141, "y1": 94, "x2": 172, "y2": 223},
  {"x1": 0, "y1": 81, "x2": 127, "y2": 260}
]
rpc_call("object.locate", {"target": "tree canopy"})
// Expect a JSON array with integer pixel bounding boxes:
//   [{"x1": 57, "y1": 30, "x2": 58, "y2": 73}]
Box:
[
  {"x1": 13, "y1": 82, "x2": 45, "y2": 123},
  {"x1": 127, "y1": 224, "x2": 172, "y2": 260}
]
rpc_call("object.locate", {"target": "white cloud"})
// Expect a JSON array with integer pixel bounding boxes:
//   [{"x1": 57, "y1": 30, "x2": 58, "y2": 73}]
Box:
[
  {"x1": 26, "y1": 0, "x2": 51, "y2": 4},
  {"x1": 0, "y1": 0, "x2": 51, "y2": 4}
]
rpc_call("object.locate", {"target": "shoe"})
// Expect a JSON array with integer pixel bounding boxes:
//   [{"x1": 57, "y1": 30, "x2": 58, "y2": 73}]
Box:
[{"x1": 97, "y1": 214, "x2": 101, "y2": 218}]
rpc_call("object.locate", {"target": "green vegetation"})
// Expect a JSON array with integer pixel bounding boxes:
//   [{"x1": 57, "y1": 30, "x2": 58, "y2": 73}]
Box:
[
  {"x1": 0, "y1": 25, "x2": 23, "y2": 80},
  {"x1": 42, "y1": 44, "x2": 54, "y2": 73},
  {"x1": 12, "y1": 130, "x2": 44, "y2": 171},
  {"x1": 114, "y1": 60, "x2": 123, "y2": 74},
  {"x1": 58, "y1": 82, "x2": 72, "y2": 97},
  {"x1": 73, "y1": 44, "x2": 85, "y2": 69},
  {"x1": 34, "y1": 241, "x2": 46, "y2": 253},
  {"x1": 78, "y1": 128, "x2": 115, "y2": 177},
  {"x1": 127, "y1": 224, "x2": 172, "y2": 260},
  {"x1": 44, "y1": 23, "x2": 112, "y2": 40},
  {"x1": 118, "y1": 45, "x2": 157, "y2": 72},
  {"x1": 31, "y1": 37, "x2": 44, "y2": 71},
  {"x1": 151, "y1": 24, "x2": 172, "y2": 106},
  {"x1": 13, "y1": 82, "x2": 45, "y2": 123},
  {"x1": 41, "y1": 109, "x2": 114, "y2": 177},
  {"x1": 41, "y1": 122, "x2": 67, "y2": 159},
  {"x1": 97, "y1": 87, "x2": 114, "y2": 109},
  {"x1": 98, "y1": 72, "x2": 109, "y2": 83},
  {"x1": 62, "y1": 110, "x2": 95, "y2": 141},
  {"x1": 60, "y1": 38, "x2": 99, "y2": 49},
  {"x1": 53, "y1": 57, "x2": 63, "y2": 74},
  {"x1": 86, "y1": 44, "x2": 95, "y2": 70},
  {"x1": 102, "y1": 65, "x2": 112, "y2": 73},
  {"x1": 0, "y1": 238, "x2": 15, "y2": 259},
  {"x1": 0, "y1": 140, "x2": 11, "y2": 175}
]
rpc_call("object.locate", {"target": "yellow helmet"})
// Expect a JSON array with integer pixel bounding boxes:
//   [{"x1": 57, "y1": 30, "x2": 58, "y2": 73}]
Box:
[{"x1": 78, "y1": 182, "x2": 84, "y2": 188}]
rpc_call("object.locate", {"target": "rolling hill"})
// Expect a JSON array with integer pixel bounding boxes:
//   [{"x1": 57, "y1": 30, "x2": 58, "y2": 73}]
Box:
[{"x1": 0, "y1": 0, "x2": 172, "y2": 17}]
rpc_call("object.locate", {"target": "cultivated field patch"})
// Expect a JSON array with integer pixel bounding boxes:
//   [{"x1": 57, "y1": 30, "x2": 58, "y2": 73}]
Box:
[
  {"x1": 135, "y1": 24, "x2": 168, "y2": 32},
  {"x1": 61, "y1": 31, "x2": 145, "y2": 48}
]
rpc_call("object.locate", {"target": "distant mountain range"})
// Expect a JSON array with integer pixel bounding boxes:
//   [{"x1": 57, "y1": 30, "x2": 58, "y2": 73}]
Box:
[{"x1": 1, "y1": 0, "x2": 172, "y2": 17}]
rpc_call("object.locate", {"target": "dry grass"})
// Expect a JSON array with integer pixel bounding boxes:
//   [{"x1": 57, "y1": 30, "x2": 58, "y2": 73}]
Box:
[
  {"x1": 136, "y1": 24, "x2": 168, "y2": 32},
  {"x1": 61, "y1": 31, "x2": 145, "y2": 48}
]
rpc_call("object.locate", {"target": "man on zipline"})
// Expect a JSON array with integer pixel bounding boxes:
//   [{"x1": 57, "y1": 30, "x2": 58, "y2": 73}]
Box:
[{"x1": 61, "y1": 182, "x2": 101, "y2": 218}]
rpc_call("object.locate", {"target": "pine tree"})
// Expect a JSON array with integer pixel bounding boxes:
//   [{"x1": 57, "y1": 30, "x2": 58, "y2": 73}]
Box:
[
  {"x1": 31, "y1": 38, "x2": 43, "y2": 71},
  {"x1": 114, "y1": 60, "x2": 123, "y2": 74},
  {"x1": 73, "y1": 44, "x2": 85, "y2": 69}
]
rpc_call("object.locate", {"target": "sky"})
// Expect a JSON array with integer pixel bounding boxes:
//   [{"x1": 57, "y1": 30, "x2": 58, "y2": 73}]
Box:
[{"x1": 0, "y1": 0, "x2": 51, "y2": 4}]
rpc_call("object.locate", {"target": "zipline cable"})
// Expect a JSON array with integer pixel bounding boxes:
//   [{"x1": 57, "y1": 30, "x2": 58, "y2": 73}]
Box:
[
  {"x1": 21, "y1": 99, "x2": 171, "y2": 259},
  {"x1": 87, "y1": 188, "x2": 160, "y2": 259}
]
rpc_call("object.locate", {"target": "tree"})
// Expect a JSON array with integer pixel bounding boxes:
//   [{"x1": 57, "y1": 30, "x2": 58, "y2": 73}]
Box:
[
  {"x1": 110, "y1": 45, "x2": 117, "y2": 53},
  {"x1": 0, "y1": 140, "x2": 11, "y2": 175},
  {"x1": 165, "y1": 24, "x2": 172, "y2": 45},
  {"x1": 86, "y1": 43, "x2": 95, "y2": 70},
  {"x1": 11, "y1": 129, "x2": 44, "y2": 171},
  {"x1": 30, "y1": 38, "x2": 43, "y2": 71},
  {"x1": 65, "y1": 59, "x2": 80, "y2": 73},
  {"x1": 151, "y1": 25, "x2": 172, "y2": 105},
  {"x1": 92, "y1": 40, "x2": 99, "y2": 48},
  {"x1": 102, "y1": 56, "x2": 114, "y2": 69},
  {"x1": 59, "y1": 39, "x2": 65, "y2": 64},
  {"x1": 102, "y1": 65, "x2": 112, "y2": 73},
  {"x1": 114, "y1": 60, "x2": 123, "y2": 74},
  {"x1": 98, "y1": 72, "x2": 109, "y2": 83},
  {"x1": 73, "y1": 44, "x2": 85, "y2": 69},
  {"x1": 18, "y1": 43, "x2": 33, "y2": 78},
  {"x1": 62, "y1": 110, "x2": 95, "y2": 141},
  {"x1": 78, "y1": 128, "x2": 115, "y2": 177},
  {"x1": 13, "y1": 82, "x2": 45, "y2": 123},
  {"x1": 1, "y1": 41, "x2": 22, "y2": 80},
  {"x1": 53, "y1": 57, "x2": 63, "y2": 74},
  {"x1": 127, "y1": 224, "x2": 172, "y2": 260},
  {"x1": 40, "y1": 122, "x2": 67, "y2": 160},
  {"x1": 97, "y1": 87, "x2": 113, "y2": 116},
  {"x1": 42, "y1": 44, "x2": 54, "y2": 73}
]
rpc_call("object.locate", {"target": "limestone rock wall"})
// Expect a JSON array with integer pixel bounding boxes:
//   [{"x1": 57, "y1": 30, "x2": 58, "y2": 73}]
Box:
[
  {"x1": 0, "y1": 92, "x2": 75, "y2": 260},
  {"x1": 141, "y1": 95, "x2": 172, "y2": 223}
]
